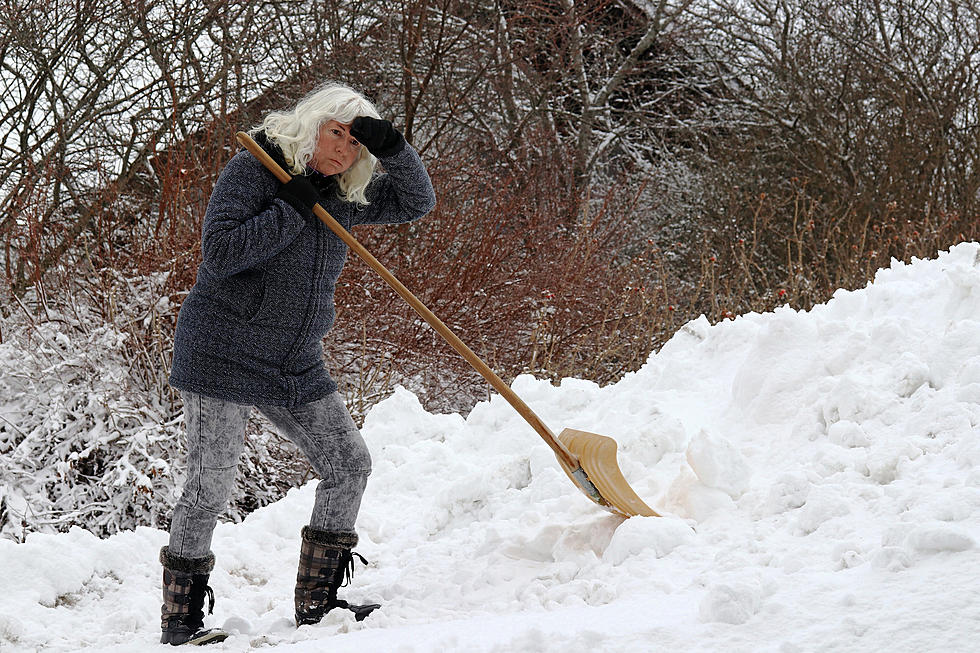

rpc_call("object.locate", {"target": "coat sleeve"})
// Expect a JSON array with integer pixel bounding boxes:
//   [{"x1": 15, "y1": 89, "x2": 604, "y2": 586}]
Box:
[
  {"x1": 200, "y1": 151, "x2": 308, "y2": 279},
  {"x1": 351, "y1": 144, "x2": 437, "y2": 227}
]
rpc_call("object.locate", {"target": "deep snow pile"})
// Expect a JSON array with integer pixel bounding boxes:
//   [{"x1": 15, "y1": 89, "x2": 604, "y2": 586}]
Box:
[{"x1": 3, "y1": 243, "x2": 980, "y2": 652}]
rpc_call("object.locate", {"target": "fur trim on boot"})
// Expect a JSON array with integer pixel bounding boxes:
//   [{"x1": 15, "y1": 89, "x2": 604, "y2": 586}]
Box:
[
  {"x1": 160, "y1": 546, "x2": 215, "y2": 575},
  {"x1": 301, "y1": 526, "x2": 358, "y2": 549}
]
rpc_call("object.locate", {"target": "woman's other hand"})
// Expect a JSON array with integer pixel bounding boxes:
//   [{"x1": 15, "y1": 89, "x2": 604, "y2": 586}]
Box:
[{"x1": 276, "y1": 175, "x2": 320, "y2": 218}]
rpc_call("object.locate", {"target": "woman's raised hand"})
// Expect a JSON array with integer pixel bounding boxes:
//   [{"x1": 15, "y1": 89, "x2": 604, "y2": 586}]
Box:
[{"x1": 350, "y1": 116, "x2": 405, "y2": 158}]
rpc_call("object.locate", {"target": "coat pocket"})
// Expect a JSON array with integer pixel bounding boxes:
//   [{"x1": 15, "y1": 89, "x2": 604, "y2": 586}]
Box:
[{"x1": 215, "y1": 268, "x2": 266, "y2": 322}]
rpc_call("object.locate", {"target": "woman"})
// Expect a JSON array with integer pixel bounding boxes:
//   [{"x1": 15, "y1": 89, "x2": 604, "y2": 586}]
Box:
[{"x1": 159, "y1": 83, "x2": 436, "y2": 646}]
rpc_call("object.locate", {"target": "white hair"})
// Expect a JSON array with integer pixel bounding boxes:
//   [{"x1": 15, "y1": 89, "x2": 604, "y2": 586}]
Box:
[{"x1": 255, "y1": 82, "x2": 381, "y2": 206}]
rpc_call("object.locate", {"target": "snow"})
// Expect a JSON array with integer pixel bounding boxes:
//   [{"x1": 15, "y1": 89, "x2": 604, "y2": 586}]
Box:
[{"x1": 4, "y1": 242, "x2": 980, "y2": 652}]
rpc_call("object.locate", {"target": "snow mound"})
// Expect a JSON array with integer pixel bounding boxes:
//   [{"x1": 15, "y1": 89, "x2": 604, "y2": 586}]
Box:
[{"x1": 3, "y1": 243, "x2": 980, "y2": 652}]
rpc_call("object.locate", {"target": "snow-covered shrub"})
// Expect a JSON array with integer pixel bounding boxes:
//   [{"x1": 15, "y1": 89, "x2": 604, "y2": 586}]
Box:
[{"x1": 0, "y1": 271, "x2": 309, "y2": 542}]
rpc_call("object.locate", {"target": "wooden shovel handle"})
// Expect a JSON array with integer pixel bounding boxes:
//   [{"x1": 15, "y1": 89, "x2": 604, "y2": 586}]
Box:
[{"x1": 235, "y1": 131, "x2": 580, "y2": 470}]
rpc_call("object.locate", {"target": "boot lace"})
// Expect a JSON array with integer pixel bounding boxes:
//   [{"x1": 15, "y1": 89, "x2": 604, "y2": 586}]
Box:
[{"x1": 340, "y1": 551, "x2": 369, "y2": 587}]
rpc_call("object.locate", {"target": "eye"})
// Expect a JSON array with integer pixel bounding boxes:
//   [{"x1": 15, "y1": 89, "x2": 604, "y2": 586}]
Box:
[{"x1": 350, "y1": 138, "x2": 360, "y2": 148}]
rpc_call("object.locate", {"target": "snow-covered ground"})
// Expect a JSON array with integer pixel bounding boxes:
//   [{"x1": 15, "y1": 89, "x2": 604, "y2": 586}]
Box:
[{"x1": 4, "y1": 243, "x2": 980, "y2": 652}]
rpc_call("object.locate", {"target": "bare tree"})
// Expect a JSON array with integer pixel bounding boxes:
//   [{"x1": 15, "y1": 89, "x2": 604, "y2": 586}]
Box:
[
  {"x1": 697, "y1": 0, "x2": 980, "y2": 219},
  {"x1": 0, "y1": 0, "x2": 349, "y2": 298},
  {"x1": 672, "y1": 0, "x2": 980, "y2": 310}
]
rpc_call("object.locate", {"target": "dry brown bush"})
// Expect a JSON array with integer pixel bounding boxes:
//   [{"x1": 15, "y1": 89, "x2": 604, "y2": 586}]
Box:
[
  {"x1": 328, "y1": 136, "x2": 677, "y2": 415},
  {"x1": 670, "y1": 183, "x2": 980, "y2": 326}
]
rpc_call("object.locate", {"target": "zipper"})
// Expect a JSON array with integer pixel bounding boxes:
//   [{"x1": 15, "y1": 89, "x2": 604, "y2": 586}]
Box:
[{"x1": 282, "y1": 220, "x2": 325, "y2": 404}]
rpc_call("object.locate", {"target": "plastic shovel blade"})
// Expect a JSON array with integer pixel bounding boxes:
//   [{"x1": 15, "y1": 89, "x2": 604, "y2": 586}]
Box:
[{"x1": 556, "y1": 428, "x2": 660, "y2": 517}]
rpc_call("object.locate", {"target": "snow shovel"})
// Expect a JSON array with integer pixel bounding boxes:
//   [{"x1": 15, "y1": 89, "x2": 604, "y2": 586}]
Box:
[{"x1": 236, "y1": 131, "x2": 659, "y2": 518}]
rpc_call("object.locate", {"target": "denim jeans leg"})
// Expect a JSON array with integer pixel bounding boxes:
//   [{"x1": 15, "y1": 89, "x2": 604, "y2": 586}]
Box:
[
  {"x1": 257, "y1": 392, "x2": 371, "y2": 533},
  {"x1": 168, "y1": 391, "x2": 250, "y2": 559}
]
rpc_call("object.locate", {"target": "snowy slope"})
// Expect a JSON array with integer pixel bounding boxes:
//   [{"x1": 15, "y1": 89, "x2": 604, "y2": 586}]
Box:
[{"x1": 3, "y1": 243, "x2": 980, "y2": 652}]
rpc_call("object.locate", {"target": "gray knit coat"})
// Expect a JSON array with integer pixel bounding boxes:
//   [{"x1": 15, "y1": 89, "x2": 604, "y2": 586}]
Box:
[{"x1": 169, "y1": 133, "x2": 436, "y2": 406}]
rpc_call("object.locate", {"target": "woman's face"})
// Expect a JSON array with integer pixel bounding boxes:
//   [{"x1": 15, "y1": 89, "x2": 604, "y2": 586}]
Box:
[{"x1": 311, "y1": 120, "x2": 362, "y2": 176}]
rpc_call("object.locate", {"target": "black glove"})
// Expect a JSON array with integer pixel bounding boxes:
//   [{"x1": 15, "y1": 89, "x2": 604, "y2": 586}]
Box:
[
  {"x1": 276, "y1": 175, "x2": 319, "y2": 218},
  {"x1": 351, "y1": 116, "x2": 406, "y2": 158}
]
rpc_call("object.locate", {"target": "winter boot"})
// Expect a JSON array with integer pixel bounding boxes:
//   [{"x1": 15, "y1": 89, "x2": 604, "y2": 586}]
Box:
[
  {"x1": 159, "y1": 546, "x2": 228, "y2": 646},
  {"x1": 294, "y1": 526, "x2": 380, "y2": 626}
]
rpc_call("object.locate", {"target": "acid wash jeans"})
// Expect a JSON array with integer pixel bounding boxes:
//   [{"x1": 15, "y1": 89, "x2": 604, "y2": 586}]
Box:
[{"x1": 167, "y1": 391, "x2": 372, "y2": 559}]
